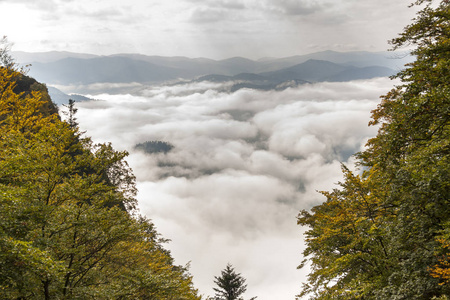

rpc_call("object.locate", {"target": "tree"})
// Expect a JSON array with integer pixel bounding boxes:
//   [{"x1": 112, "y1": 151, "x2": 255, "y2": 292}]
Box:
[
  {"x1": 298, "y1": 166, "x2": 394, "y2": 299},
  {"x1": 213, "y1": 264, "x2": 256, "y2": 300},
  {"x1": 298, "y1": 0, "x2": 450, "y2": 299},
  {"x1": 431, "y1": 224, "x2": 450, "y2": 286},
  {"x1": 62, "y1": 98, "x2": 78, "y2": 128},
  {"x1": 0, "y1": 56, "x2": 201, "y2": 299},
  {"x1": 135, "y1": 140, "x2": 174, "y2": 154},
  {"x1": 0, "y1": 36, "x2": 29, "y2": 73},
  {"x1": 0, "y1": 36, "x2": 15, "y2": 69}
]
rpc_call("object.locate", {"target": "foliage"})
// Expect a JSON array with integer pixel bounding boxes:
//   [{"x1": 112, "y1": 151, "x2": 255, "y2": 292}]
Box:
[
  {"x1": 298, "y1": 0, "x2": 450, "y2": 299},
  {"x1": 431, "y1": 224, "x2": 450, "y2": 285},
  {"x1": 0, "y1": 66, "x2": 201, "y2": 299},
  {"x1": 213, "y1": 264, "x2": 256, "y2": 300}
]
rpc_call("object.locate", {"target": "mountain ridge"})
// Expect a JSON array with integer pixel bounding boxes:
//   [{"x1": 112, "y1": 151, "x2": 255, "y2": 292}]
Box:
[
  {"x1": 180, "y1": 59, "x2": 394, "y2": 93},
  {"x1": 13, "y1": 50, "x2": 411, "y2": 94}
]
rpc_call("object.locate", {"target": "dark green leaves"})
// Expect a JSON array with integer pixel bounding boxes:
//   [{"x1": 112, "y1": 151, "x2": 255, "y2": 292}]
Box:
[{"x1": 299, "y1": 1, "x2": 450, "y2": 298}]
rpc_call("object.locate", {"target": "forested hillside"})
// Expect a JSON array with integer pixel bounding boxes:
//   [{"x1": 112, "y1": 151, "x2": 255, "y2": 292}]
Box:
[
  {"x1": 0, "y1": 66, "x2": 201, "y2": 299},
  {"x1": 298, "y1": 0, "x2": 450, "y2": 298}
]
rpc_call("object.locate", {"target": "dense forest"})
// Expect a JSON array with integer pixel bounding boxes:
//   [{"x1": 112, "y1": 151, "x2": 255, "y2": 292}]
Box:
[
  {"x1": 0, "y1": 62, "x2": 201, "y2": 298},
  {"x1": 298, "y1": 0, "x2": 450, "y2": 299}
]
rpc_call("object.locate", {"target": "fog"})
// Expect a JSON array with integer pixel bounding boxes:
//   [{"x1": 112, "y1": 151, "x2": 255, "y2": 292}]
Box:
[{"x1": 71, "y1": 78, "x2": 395, "y2": 299}]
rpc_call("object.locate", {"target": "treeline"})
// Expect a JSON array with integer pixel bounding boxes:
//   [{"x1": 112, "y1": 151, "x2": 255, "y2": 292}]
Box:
[
  {"x1": 298, "y1": 1, "x2": 450, "y2": 299},
  {"x1": 0, "y1": 67, "x2": 201, "y2": 298}
]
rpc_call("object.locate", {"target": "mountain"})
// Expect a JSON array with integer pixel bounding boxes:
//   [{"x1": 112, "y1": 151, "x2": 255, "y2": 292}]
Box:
[
  {"x1": 262, "y1": 59, "x2": 350, "y2": 82},
  {"x1": 46, "y1": 86, "x2": 93, "y2": 105},
  {"x1": 13, "y1": 50, "x2": 407, "y2": 92},
  {"x1": 232, "y1": 73, "x2": 268, "y2": 81},
  {"x1": 109, "y1": 54, "x2": 220, "y2": 77},
  {"x1": 12, "y1": 51, "x2": 98, "y2": 63},
  {"x1": 256, "y1": 50, "x2": 413, "y2": 71},
  {"x1": 261, "y1": 59, "x2": 395, "y2": 82},
  {"x1": 324, "y1": 65, "x2": 395, "y2": 82},
  {"x1": 216, "y1": 57, "x2": 261, "y2": 74},
  {"x1": 28, "y1": 56, "x2": 184, "y2": 85},
  {"x1": 186, "y1": 60, "x2": 395, "y2": 92}
]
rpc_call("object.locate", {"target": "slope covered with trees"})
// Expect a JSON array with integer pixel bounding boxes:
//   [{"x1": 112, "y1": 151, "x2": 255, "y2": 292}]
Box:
[
  {"x1": 298, "y1": 0, "x2": 450, "y2": 299},
  {"x1": 0, "y1": 61, "x2": 201, "y2": 298}
]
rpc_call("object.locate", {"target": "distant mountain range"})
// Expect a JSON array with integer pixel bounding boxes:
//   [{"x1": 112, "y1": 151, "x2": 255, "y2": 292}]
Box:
[
  {"x1": 46, "y1": 86, "x2": 93, "y2": 105},
  {"x1": 182, "y1": 59, "x2": 396, "y2": 93},
  {"x1": 13, "y1": 50, "x2": 413, "y2": 96}
]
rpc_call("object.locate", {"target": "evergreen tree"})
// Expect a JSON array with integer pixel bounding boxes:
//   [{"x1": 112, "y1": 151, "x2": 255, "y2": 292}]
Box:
[
  {"x1": 213, "y1": 264, "x2": 256, "y2": 300},
  {"x1": 63, "y1": 98, "x2": 78, "y2": 128}
]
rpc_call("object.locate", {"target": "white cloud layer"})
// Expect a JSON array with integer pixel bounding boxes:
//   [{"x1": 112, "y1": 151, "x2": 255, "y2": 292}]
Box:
[{"x1": 72, "y1": 77, "x2": 395, "y2": 299}]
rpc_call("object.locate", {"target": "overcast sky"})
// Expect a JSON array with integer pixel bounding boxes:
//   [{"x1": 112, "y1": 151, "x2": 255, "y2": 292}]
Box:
[{"x1": 1, "y1": 0, "x2": 418, "y2": 59}]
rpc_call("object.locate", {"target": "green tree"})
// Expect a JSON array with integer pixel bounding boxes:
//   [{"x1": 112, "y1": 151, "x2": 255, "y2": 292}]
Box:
[
  {"x1": 298, "y1": 0, "x2": 450, "y2": 299},
  {"x1": 213, "y1": 264, "x2": 256, "y2": 300},
  {"x1": 298, "y1": 166, "x2": 394, "y2": 299},
  {"x1": 62, "y1": 99, "x2": 78, "y2": 128},
  {"x1": 0, "y1": 58, "x2": 201, "y2": 299}
]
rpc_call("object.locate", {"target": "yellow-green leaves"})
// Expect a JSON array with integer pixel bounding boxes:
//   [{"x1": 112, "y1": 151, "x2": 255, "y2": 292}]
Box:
[
  {"x1": 0, "y1": 62, "x2": 201, "y2": 299},
  {"x1": 298, "y1": 167, "x2": 391, "y2": 299}
]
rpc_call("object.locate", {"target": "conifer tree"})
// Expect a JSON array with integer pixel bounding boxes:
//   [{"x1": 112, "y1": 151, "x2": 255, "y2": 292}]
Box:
[
  {"x1": 213, "y1": 264, "x2": 256, "y2": 300},
  {"x1": 63, "y1": 98, "x2": 78, "y2": 128}
]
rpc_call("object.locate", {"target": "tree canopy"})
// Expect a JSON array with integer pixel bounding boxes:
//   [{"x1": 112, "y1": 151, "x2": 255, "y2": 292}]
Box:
[
  {"x1": 298, "y1": 0, "x2": 450, "y2": 299},
  {"x1": 0, "y1": 66, "x2": 201, "y2": 299}
]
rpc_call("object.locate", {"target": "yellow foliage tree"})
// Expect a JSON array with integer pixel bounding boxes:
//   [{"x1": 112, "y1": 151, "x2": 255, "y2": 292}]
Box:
[{"x1": 0, "y1": 64, "x2": 201, "y2": 299}]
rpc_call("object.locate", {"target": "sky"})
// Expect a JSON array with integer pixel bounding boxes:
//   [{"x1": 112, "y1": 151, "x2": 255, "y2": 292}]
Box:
[
  {"x1": 1, "y1": 0, "x2": 418, "y2": 59},
  {"x1": 64, "y1": 77, "x2": 396, "y2": 299}
]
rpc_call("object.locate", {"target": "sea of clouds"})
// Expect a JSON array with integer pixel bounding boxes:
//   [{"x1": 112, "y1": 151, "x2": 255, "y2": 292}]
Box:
[{"x1": 69, "y1": 77, "x2": 396, "y2": 299}]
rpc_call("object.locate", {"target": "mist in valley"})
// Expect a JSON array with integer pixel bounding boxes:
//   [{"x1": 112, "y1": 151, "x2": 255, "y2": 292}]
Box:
[{"x1": 64, "y1": 78, "x2": 394, "y2": 298}]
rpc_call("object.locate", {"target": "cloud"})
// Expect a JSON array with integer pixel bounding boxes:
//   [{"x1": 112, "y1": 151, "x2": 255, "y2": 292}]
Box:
[
  {"x1": 68, "y1": 6, "x2": 126, "y2": 21},
  {"x1": 189, "y1": 7, "x2": 230, "y2": 23},
  {"x1": 184, "y1": 0, "x2": 246, "y2": 10},
  {"x1": 186, "y1": 0, "x2": 326, "y2": 26},
  {"x1": 258, "y1": 0, "x2": 327, "y2": 16},
  {"x1": 186, "y1": 0, "x2": 249, "y2": 23},
  {"x1": 72, "y1": 77, "x2": 395, "y2": 299},
  {"x1": 3, "y1": 0, "x2": 419, "y2": 59},
  {"x1": 1, "y1": 0, "x2": 56, "y2": 10}
]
